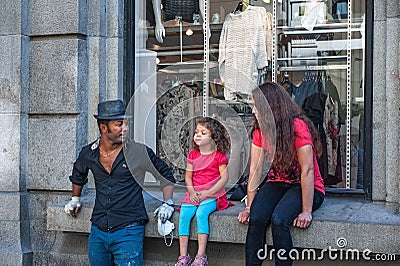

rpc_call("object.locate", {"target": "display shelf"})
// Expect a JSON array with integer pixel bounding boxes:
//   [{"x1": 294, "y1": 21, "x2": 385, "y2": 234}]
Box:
[
  {"x1": 278, "y1": 64, "x2": 347, "y2": 72},
  {"x1": 147, "y1": 23, "x2": 223, "y2": 34},
  {"x1": 277, "y1": 55, "x2": 347, "y2": 61},
  {"x1": 277, "y1": 22, "x2": 363, "y2": 34}
]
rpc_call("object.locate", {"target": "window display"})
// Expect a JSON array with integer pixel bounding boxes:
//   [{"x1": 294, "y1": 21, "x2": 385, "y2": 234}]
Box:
[
  {"x1": 152, "y1": 0, "x2": 206, "y2": 43},
  {"x1": 134, "y1": 0, "x2": 366, "y2": 191}
]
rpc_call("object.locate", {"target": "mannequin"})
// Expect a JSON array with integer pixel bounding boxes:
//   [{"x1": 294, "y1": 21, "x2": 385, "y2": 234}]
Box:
[{"x1": 152, "y1": 0, "x2": 208, "y2": 43}]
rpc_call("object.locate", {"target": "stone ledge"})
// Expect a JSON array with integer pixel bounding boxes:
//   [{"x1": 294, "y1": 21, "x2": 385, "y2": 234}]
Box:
[{"x1": 47, "y1": 193, "x2": 400, "y2": 255}]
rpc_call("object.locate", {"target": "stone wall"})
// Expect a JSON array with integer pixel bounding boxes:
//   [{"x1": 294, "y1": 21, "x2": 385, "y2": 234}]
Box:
[
  {"x1": 372, "y1": 0, "x2": 400, "y2": 209},
  {"x1": 0, "y1": 0, "x2": 124, "y2": 265},
  {"x1": 0, "y1": 0, "x2": 31, "y2": 264}
]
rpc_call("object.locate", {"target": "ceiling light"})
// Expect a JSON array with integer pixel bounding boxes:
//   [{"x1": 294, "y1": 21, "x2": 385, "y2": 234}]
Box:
[{"x1": 186, "y1": 28, "x2": 194, "y2": 36}]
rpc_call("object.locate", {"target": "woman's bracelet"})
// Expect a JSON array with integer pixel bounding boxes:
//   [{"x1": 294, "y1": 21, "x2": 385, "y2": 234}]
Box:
[{"x1": 245, "y1": 206, "x2": 251, "y2": 211}]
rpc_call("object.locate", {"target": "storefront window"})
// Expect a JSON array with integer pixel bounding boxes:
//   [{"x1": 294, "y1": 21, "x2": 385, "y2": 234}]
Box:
[{"x1": 132, "y1": 0, "x2": 367, "y2": 191}]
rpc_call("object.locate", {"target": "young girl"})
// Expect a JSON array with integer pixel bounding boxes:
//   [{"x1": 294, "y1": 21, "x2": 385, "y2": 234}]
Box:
[{"x1": 175, "y1": 117, "x2": 231, "y2": 266}]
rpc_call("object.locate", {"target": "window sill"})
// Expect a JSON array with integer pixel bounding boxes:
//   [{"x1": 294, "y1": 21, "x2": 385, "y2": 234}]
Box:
[{"x1": 47, "y1": 192, "x2": 400, "y2": 255}]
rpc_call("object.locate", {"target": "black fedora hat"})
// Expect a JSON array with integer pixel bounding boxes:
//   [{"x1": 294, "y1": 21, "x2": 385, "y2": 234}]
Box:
[{"x1": 94, "y1": 100, "x2": 132, "y2": 120}]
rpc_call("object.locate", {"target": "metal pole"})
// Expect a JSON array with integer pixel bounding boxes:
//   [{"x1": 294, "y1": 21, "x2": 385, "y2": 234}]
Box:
[
  {"x1": 203, "y1": 0, "x2": 209, "y2": 117},
  {"x1": 345, "y1": 0, "x2": 352, "y2": 189}
]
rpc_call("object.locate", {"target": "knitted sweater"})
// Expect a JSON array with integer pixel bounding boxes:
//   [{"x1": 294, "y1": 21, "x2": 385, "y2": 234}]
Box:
[{"x1": 218, "y1": 6, "x2": 269, "y2": 96}]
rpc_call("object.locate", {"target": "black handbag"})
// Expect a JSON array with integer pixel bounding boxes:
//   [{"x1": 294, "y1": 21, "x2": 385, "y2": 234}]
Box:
[
  {"x1": 229, "y1": 174, "x2": 268, "y2": 201},
  {"x1": 229, "y1": 175, "x2": 248, "y2": 201}
]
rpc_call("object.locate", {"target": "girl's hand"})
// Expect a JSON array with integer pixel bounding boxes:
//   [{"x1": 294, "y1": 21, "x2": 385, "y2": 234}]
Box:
[
  {"x1": 189, "y1": 190, "x2": 199, "y2": 203},
  {"x1": 196, "y1": 190, "x2": 210, "y2": 200},
  {"x1": 238, "y1": 207, "x2": 250, "y2": 224},
  {"x1": 293, "y1": 211, "x2": 312, "y2": 228}
]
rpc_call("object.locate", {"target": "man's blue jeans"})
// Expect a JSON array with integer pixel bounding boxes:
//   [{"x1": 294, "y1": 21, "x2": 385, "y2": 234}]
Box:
[{"x1": 88, "y1": 222, "x2": 145, "y2": 266}]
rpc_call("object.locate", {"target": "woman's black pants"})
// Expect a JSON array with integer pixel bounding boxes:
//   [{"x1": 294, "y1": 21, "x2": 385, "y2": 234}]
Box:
[{"x1": 245, "y1": 182, "x2": 324, "y2": 266}]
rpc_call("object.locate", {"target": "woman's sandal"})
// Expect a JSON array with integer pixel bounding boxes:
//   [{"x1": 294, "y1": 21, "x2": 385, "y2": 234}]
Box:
[
  {"x1": 175, "y1": 255, "x2": 191, "y2": 266},
  {"x1": 190, "y1": 255, "x2": 208, "y2": 266}
]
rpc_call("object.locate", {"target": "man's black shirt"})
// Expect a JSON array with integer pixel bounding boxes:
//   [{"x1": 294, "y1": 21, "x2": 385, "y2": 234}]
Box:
[{"x1": 70, "y1": 139, "x2": 175, "y2": 232}]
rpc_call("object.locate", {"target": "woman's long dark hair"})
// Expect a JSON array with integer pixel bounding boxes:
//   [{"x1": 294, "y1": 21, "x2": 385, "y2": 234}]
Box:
[
  {"x1": 191, "y1": 117, "x2": 231, "y2": 154},
  {"x1": 252, "y1": 82, "x2": 322, "y2": 170}
]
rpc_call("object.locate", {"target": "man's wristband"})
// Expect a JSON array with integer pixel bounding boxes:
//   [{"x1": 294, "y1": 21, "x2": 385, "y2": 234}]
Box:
[{"x1": 163, "y1": 199, "x2": 174, "y2": 206}]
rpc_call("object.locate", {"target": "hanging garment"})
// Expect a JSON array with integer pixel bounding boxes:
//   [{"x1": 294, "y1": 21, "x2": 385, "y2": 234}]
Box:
[
  {"x1": 324, "y1": 94, "x2": 340, "y2": 177},
  {"x1": 302, "y1": 78, "x2": 328, "y2": 181},
  {"x1": 146, "y1": 0, "x2": 156, "y2": 26},
  {"x1": 289, "y1": 75, "x2": 319, "y2": 107},
  {"x1": 325, "y1": 77, "x2": 345, "y2": 124},
  {"x1": 301, "y1": 1, "x2": 327, "y2": 31},
  {"x1": 258, "y1": 65, "x2": 271, "y2": 85},
  {"x1": 156, "y1": 82, "x2": 202, "y2": 181},
  {"x1": 324, "y1": 137, "x2": 343, "y2": 186},
  {"x1": 219, "y1": 5, "x2": 269, "y2": 99},
  {"x1": 266, "y1": 12, "x2": 273, "y2": 60},
  {"x1": 162, "y1": 0, "x2": 200, "y2": 23}
]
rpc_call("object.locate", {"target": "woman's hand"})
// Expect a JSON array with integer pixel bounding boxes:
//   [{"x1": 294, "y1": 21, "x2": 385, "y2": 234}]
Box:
[
  {"x1": 293, "y1": 211, "x2": 312, "y2": 228},
  {"x1": 238, "y1": 207, "x2": 250, "y2": 224}
]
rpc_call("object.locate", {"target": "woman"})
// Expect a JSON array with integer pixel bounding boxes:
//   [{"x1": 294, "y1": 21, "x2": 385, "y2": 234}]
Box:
[{"x1": 238, "y1": 82, "x2": 325, "y2": 266}]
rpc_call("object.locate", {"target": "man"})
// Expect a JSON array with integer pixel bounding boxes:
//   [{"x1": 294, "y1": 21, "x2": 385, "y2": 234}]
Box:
[{"x1": 64, "y1": 100, "x2": 175, "y2": 265}]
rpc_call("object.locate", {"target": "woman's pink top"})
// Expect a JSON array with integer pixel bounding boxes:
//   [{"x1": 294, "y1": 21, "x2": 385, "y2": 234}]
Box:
[
  {"x1": 180, "y1": 150, "x2": 231, "y2": 210},
  {"x1": 252, "y1": 118, "x2": 325, "y2": 194}
]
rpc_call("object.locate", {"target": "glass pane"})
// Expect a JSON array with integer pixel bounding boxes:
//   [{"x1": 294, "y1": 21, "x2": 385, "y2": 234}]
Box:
[{"x1": 134, "y1": 0, "x2": 366, "y2": 191}]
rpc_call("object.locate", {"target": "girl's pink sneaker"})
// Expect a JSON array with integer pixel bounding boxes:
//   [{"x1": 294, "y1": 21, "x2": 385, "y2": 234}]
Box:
[
  {"x1": 190, "y1": 255, "x2": 208, "y2": 266},
  {"x1": 175, "y1": 255, "x2": 191, "y2": 266}
]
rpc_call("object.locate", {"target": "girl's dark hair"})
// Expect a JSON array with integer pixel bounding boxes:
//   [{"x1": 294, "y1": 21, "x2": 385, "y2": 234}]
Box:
[
  {"x1": 191, "y1": 117, "x2": 231, "y2": 154},
  {"x1": 252, "y1": 82, "x2": 322, "y2": 170}
]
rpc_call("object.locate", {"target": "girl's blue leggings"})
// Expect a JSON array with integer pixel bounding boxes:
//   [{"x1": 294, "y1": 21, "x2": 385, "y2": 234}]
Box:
[{"x1": 178, "y1": 198, "x2": 217, "y2": 236}]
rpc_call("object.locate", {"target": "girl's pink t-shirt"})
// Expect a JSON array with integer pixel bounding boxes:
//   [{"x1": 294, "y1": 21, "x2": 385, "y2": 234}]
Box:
[
  {"x1": 180, "y1": 150, "x2": 231, "y2": 210},
  {"x1": 252, "y1": 118, "x2": 325, "y2": 194}
]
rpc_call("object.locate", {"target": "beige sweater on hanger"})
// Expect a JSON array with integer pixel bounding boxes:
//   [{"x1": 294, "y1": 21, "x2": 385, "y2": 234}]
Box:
[{"x1": 218, "y1": 5, "x2": 269, "y2": 98}]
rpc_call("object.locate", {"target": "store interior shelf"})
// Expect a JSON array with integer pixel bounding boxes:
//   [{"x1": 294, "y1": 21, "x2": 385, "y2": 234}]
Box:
[
  {"x1": 278, "y1": 64, "x2": 348, "y2": 72},
  {"x1": 147, "y1": 23, "x2": 223, "y2": 34},
  {"x1": 277, "y1": 55, "x2": 347, "y2": 61},
  {"x1": 278, "y1": 22, "x2": 363, "y2": 34},
  {"x1": 317, "y1": 39, "x2": 363, "y2": 51},
  {"x1": 155, "y1": 48, "x2": 218, "y2": 57}
]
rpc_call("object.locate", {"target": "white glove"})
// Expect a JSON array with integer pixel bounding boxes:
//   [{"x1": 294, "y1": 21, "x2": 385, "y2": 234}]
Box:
[
  {"x1": 64, "y1": 196, "x2": 81, "y2": 217},
  {"x1": 154, "y1": 199, "x2": 174, "y2": 223}
]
